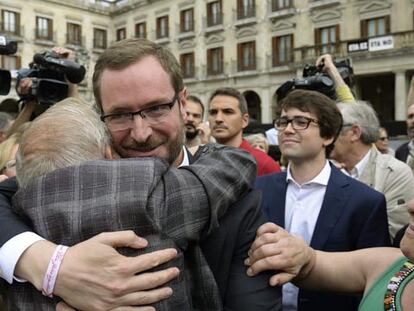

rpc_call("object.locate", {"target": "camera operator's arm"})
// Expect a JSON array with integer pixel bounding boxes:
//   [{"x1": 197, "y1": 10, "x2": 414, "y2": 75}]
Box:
[
  {"x1": 52, "y1": 47, "x2": 79, "y2": 98},
  {"x1": 6, "y1": 78, "x2": 36, "y2": 137},
  {"x1": 316, "y1": 54, "x2": 355, "y2": 103}
]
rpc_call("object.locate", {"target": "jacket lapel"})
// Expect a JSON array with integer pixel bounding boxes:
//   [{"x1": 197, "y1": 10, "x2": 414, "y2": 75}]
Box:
[{"x1": 310, "y1": 165, "x2": 349, "y2": 250}]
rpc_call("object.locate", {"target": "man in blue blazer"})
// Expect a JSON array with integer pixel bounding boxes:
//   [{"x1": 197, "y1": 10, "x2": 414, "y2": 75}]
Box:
[{"x1": 254, "y1": 90, "x2": 390, "y2": 311}]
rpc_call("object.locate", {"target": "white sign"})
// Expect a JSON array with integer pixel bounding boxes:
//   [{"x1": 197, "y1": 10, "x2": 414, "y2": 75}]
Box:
[{"x1": 368, "y1": 36, "x2": 394, "y2": 52}]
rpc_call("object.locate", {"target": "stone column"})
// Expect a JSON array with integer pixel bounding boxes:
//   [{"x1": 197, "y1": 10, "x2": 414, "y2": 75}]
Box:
[
  {"x1": 394, "y1": 70, "x2": 407, "y2": 121},
  {"x1": 261, "y1": 87, "x2": 273, "y2": 123}
]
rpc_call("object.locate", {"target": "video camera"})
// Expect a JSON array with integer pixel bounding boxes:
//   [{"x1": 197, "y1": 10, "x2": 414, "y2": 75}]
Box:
[
  {"x1": 0, "y1": 35, "x2": 18, "y2": 95},
  {"x1": 17, "y1": 50, "x2": 86, "y2": 105},
  {"x1": 276, "y1": 59, "x2": 354, "y2": 100}
]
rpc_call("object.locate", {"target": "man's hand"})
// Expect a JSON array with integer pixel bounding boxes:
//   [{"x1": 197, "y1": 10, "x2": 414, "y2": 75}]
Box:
[
  {"x1": 245, "y1": 222, "x2": 314, "y2": 286},
  {"x1": 197, "y1": 122, "x2": 213, "y2": 144},
  {"x1": 52, "y1": 231, "x2": 179, "y2": 310},
  {"x1": 315, "y1": 54, "x2": 346, "y2": 88},
  {"x1": 51, "y1": 46, "x2": 79, "y2": 97}
]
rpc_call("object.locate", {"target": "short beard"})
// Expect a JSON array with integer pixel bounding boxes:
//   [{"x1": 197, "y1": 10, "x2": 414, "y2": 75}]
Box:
[{"x1": 185, "y1": 124, "x2": 198, "y2": 140}]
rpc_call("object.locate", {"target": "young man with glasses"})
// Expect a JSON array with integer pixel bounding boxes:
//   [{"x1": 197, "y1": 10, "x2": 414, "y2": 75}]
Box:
[
  {"x1": 254, "y1": 89, "x2": 390, "y2": 311},
  {"x1": 0, "y1": 39, "x2": 281, "y2": 310}
]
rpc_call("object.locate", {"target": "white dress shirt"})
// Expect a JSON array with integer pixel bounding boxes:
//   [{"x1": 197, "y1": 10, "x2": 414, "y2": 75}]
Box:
[
  {"x1": 342, "y1": 149, "x2": 371, "y2": 180},
  {"x1": 0, "y1": 147, "x2": 189, "y2": 283},
  {"x1": 283, "y1": 160, "x2": 331, "y2": 311}
]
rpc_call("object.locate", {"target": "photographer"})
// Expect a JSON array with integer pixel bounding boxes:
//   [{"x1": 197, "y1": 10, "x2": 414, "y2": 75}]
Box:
[
  {"x1": 7, "y1": 47, "x2": 81, "y2": 137},
  {"x1": 315, "y1": 54, "x2": 355, "y2": 103}
]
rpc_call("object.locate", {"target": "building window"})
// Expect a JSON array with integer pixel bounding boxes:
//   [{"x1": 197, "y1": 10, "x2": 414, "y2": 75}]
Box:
[
  {"x1": 180, "y1": 52, "x2": 195, "y2": 78},
  {"x1": 207, "y1": 1, "x2": 222, "y2": 27},
  {"x1": 0, "y1": 55, "x2": 21, "y2": 70},
  {"x1": 116, "y1": 27, "x2": 126, "y2": 41},
  {"x1": 36, "y1": 17, "x2": 53, "y2": 40},
  {"x1": 272, "y1": 34, "x2": 293, "y2": 66},
  {"x1": 272, "y1": 0, "x2": 292, "y2": 11},
  {"x1": 237, "y1": 41, "x2": 256, "y2": 71},
  {"x1": 93, "y1": 28, "x2": 107, "y2": 49},
  {"x1": 315, "y1": 25, "x2": 339, "y2": 54},
  {"x1": 180, "y1": 8, "x2": 194, "y2": 32},
  {"x1": 156, "y1": 15, "x2": 169, "y2": 39},
  {"x1": 361, "y1": 16, "x2": 390, "y2": 38},
  {"x1": 207, "y1": 47, "x2": 224, "y2": 75},
  {"x1": 237, "y1": 0, "x2": 255, "y2": 19},
  {"x1": 67, "y1": 23, "x2": 82, "y2": 46},
  {"x1": 135, "y1": 22, "x2": 146, "y2": 38},
  {"x1": 1, "y1": 10, "x2": 20, "y2": 35}
]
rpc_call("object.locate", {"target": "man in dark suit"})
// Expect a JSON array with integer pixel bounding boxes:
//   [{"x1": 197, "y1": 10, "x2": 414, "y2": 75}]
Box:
[
  {"x1": 254, "y1": 90, "x2": 390, "y2": 311},
  {"x1": 0, "y1": 39, "x2": 281, "y2": 310}
]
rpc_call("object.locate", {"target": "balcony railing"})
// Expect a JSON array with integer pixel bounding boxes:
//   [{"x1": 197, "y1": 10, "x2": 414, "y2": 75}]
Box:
[
  {"x1": 292, "y1": 31, "x2": 414, "y2": 66},
  {"x1": 237, "y1": 6, "x2": 255, "y2": 20},
  {"x1": 0, "y1": 24, "x2": 24, "y2": 37},
  {"x1": 66, "y1": 34, "x2": 85, "y2": 47}
]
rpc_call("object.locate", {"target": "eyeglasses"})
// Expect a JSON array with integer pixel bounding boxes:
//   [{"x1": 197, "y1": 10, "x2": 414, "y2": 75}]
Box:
[
  {"x1": 274, "y1": 116, "x2": 319, "y2": 131},
  {"x1": 100, "y1": 95, "x2": 178, "y2": 131},
  {"x1": 379, "y1": 136, "x2": 389, "y2": 141}
]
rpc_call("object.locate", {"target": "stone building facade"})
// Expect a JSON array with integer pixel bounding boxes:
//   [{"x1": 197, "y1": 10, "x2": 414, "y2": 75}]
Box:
[{"x1": 1, "y1": 0, "x2": 414, "y2": 125}]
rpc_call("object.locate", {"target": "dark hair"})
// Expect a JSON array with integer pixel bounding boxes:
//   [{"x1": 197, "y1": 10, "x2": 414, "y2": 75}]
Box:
[
  {"x1": 187, "y1": 95, "x2": 204, "y2": 116},
  {"x1": 277, "y1": 89, "x2": 343, "y2": 156},
  {"x1": 209, "y1": 87, "x2": 248, "y2": 115},
  {"x1": 93, "y1": 38, "x2": 184, "y2": 113}
]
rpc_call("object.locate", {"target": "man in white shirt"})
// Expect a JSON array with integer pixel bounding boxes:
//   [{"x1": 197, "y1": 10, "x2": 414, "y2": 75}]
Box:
[
  {"x1": 254, "y1": 89, "x2": 390, "y2": 311},
  {"x1": 331, "y1": 101, "x2": 414, "y2": 240}
]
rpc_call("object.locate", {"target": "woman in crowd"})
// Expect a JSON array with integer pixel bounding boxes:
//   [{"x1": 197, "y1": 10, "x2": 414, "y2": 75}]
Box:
[{"x1": 376, "y1": 127, "x2": 395, "y2": 156}]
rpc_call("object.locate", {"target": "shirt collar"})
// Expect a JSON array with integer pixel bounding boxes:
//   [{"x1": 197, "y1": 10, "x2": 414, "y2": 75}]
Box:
[
  {"x1": 179, "y1": 146, "x2": 190, "y2": 167},
  {"x1": 349, "y1": 149, "x2": 371, "y2": 179},
  {"x1": 286, "y1": 160, "x2": 331, "y2": 186}
]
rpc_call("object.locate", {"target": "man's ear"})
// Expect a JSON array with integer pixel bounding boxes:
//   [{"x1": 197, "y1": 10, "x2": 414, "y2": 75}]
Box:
[
  {"x1": 242, "y1": 113, "x2": 250, "y2": 129},
  {"x1": 350, "y1": 124, "x2": 362, "y2": 142},
  {"x1": 180, "y1": 88, "x2": 188, "y2": 120}
]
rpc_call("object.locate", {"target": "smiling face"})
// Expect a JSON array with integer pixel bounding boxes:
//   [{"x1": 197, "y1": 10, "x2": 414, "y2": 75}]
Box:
[
  {"x1": 99, "y1": 56, "x2": 186, "y2": 165},
  {"x1": 400, "y1": 199, "x2": 414, "y2": 261},
  {"x1": 208, "y1": 95, "x2": 248, "y2": 146},
  {"x1": 278, "y1": 108, "x2": 333, "y2": 164}
]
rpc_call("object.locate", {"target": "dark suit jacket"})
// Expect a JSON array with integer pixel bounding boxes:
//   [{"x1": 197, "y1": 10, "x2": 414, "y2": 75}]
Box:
[
  {"x1": 395, "y1": 142, "x2": 409, "y2": 162},
  {"x1": 255, "y1": 164, "x2": 391, "y2": 311},
  {"x1": 0, "y1": 146, "x2": 281, "y2": 311}
]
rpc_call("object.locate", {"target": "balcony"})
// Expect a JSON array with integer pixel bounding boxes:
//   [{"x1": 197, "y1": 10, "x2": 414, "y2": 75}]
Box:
[
  {"x1": 203, "y1": 15, "x2": 224, "y2": 35},
  {"x1": 234, "y1": 7, "x2": 256, "y2": 27},
  {"x1": 65, "y1": 34, "x2": 86, "y2": 47},
  {"x1": 0, "y1": 24, "x2": 24, "y2": 41},
  {"x1": 34, "y1": 29, "x2": 56, "y2": 46},
  {"x1": 292, "y1": 31, "x2": 414, "y2": 66}
]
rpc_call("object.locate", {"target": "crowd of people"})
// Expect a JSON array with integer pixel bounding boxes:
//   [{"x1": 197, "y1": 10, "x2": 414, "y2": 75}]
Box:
[{"x1": 0, "y1": 38, "x2": 413, "y2": 311}]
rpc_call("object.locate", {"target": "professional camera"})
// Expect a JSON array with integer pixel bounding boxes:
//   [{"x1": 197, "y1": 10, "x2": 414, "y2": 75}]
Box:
[
  {"x1": 0, "y1": 35, "x2": 18, "y2": 95},
  {"x1": 17, "y1": 50, "x2": 86, "y2": 105},
  {"x1": 276, "y1": 59, "x2": 354, "y2": 100}
]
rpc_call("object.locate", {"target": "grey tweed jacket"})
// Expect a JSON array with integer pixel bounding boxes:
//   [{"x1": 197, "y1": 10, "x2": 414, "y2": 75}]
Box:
[{"x1": 7, "y1": 144, "x2": 256, "y2": 311}]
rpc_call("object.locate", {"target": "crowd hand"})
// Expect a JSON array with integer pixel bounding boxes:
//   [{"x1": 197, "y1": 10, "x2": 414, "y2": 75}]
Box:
[
  {"x1": 16, "y1": 77, "x2": 33, "y2": 96},
  {"x1": 245, "y1": 223, "x2": 313, "y2": 286},
  {"x1": 0, "y1": 175, "x2": 8, "y2": 182},
  {"x1": 315, "y1": 54, "x2": 335, "y2": 74},
  {"x1": 197, "y1": 122, "x2": 212, "y2": 144},
  {"x1": 53, "y1": 231, "x2": 179, "y2": 310},
  {"x1": 52, "y1": 47, "x2": 75, "y2": 60}
]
